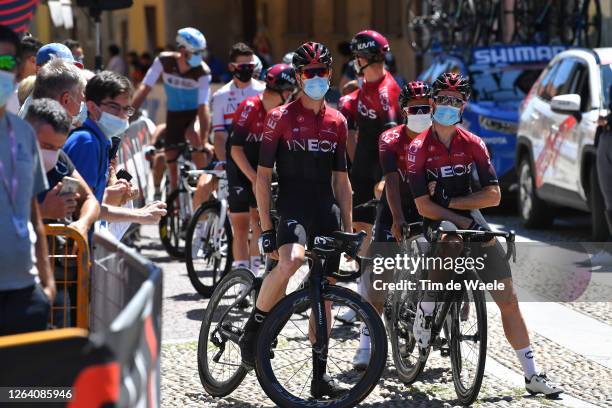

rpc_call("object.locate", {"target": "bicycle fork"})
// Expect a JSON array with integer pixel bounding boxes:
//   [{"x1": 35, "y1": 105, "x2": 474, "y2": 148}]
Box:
[{"x1": 309, "y1": 264, "x2": 329, "y2": 391}]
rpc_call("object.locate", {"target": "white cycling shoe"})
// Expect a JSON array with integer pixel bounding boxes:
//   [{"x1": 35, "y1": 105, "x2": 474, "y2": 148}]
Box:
[
  {"x1": 525, "y1": 373, "x2": 564, "y2": 398},
  {"x1": 352, "y1": 348, "x2": 370, "y2": 371},
  {"x1": 335, "y1": 308, "x2": 357, "y2": 324},
  {"x1": 413, "y1": 304, "x2": 433, "y2": 348},
  {"x1": 191, "y1": 221, "x2": 206, "y2": 258}
]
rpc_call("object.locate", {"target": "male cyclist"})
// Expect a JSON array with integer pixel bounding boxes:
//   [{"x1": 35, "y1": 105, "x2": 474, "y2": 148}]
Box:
[
  {"x1": 239, "y1": 42, "x2": 352, "y2": 397},
  {"x1": 352, "y1": 81, "x2": 432, "y2": 369},
  {"x1": 409, "y1": 73, "x2": 564, "y2": 397},
  {"x1": 191, "y1": 42, "x2": 265, "y2": 219},
  {"x1": 337, "y1": 29, "x2": 401, "y2": 324},
  {"x1": 132, "y1": 27, "x2": 211, "y2": 192},
  {"x1": 228, "y1": 64, "x2": 297, "y2": 275}
]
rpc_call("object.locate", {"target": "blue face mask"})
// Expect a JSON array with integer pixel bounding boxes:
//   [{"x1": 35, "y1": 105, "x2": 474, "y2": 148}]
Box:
[
  {"x1": 98, "y1": 111, "x2": 130, "y2": 139},
  {"x1": 302, "y1": 76, "x2": 329, "y2": 100},
  {"x1": 433, "y1": 105, "x2": 461, "y2": 126},
  {"x1": 0, "y1": 70, "x2": 16, "y2": 107},
  {"x1": 188, "y1": 53, "x2": 202, "y2": 68}
]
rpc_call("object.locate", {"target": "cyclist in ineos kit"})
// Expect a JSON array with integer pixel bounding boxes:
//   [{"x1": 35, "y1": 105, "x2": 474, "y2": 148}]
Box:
[
  {"x1": 408, "y1": 73, "x2": 564, "y2": 397},
  {"x1": 228, "y1": 64, "x2": 297, "y2": 275},
  {"x1": 352, "y1": 81, "x2": 432, "y2": 369},
  {"x1": 132, "y1": 27, "x2": 212, "y2": 192},
  {"x1": 239, "y1": 42, "x2": 353, "y2": 398}
]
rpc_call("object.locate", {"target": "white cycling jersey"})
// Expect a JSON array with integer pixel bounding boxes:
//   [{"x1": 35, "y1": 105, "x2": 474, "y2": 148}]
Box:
[{"x1": 211, "y1": 79, "x2": 265, "y2": 134}]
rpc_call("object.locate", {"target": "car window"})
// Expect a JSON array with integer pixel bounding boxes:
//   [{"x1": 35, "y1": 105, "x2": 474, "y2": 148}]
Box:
[
  {"x1": 601, "y1": 64, "x2": 612, "y2": 109},
  {"x1": 549, "y1": 58, "x2": 579, "y2": 98},
  {"x1": 470, "y1": 66, "x2": 542, "y2": 102},
  {"x1": 570, "y1": 62, "x2": 590, "y2": 111},
  {"x1": 537, "y1": 62, "x2": 560, "y2": 101}
]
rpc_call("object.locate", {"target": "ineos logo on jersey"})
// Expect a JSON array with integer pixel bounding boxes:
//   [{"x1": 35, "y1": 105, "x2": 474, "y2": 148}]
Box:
[
  {"x1": 358, "y1": 99, "x2": 376, "y2": 119},
  {"x1": 427, "y1": 163, "x2": 472, "y2": 179},
  {"x1": 245, "y1": 132, "x2": 263, "y2": 142},
  {"x1": 382, "y1": 129, "x2": 400, "y2": 144},
  {"x1": 286, "y1": 139, "x2": 338, "y2": 153}
]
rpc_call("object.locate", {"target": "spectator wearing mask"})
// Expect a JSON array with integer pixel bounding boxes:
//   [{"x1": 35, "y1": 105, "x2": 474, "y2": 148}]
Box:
[
  {"x1": 107, "y1": 44, "x2": 127, "y2": 76},
  {"x1": 63, "y1": 70, "x2": 166, "y2": 224},
  {"x1": 5, "y1": 33, "x2": 41, "y2": 114},
  {"x1": 0, "y1": 25, "x2": 54, "y2": 335}
]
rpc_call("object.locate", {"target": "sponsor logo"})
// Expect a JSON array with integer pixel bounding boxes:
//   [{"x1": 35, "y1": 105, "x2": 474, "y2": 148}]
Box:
[
  {"x1": 357, "y1": 40, "x2": 376, "y2": 50},
  {"x1": 426, "y1": 163, "x2": 472, "y2": 178},
  {"x1": 379, "y1": 86, "x2": 390, "y2": 112},
  {"x1": 358, "y1": 99, "x2": 376, "y2": 119},
  {"x1": 286, "y1": 139, "x2": 338, "y2": 153},
  {"x1": 234, "y1": 186, "x2": 244, "y2": 195},
  {"x1": 472, "y1": 45, "x2": 566, "y2": 65},
  {"x1": 382, "y1": 128, "x2": 400, "y2": 144},
  {"x1": 245, "y1": 132, "x2": 263, "y2": 142}
]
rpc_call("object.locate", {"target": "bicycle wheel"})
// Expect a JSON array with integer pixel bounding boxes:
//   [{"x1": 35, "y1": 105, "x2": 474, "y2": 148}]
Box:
[
  {"x1": 447, "y1": 0, "x2": 480, "y2": 50},
  {"x1": 580, "y1": 0, "x2": 601, "y2": 47},
  {"x1": 159, "y1": 189, "x2": 187, "y2": 259},
  {"x1": 185, "y1": 200, "x2": 233, "y2": 297},
  {"x1": 255, "y1": 285, "x2": 387, "y2": 408},
  {"x1": 197, "y1": 268, "x2": 254, "y2": 396},
  {"x1": 448, "y1": 281, "x2": 487, "y2": 405},
  {"x1": 386, "y1": 268, "x2": 428, "y2": 384},
  {"x1": 405, "y1": 0, "x2": 433, "y2": 53},
  {"x1": 512, "y1": 0, "x2": 533, "y2": 44}
]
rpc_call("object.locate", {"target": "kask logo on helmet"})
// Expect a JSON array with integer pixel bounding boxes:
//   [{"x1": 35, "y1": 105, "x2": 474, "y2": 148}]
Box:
[{"x1": 357, "y1": 41, "x2": 377, "y2": 50}]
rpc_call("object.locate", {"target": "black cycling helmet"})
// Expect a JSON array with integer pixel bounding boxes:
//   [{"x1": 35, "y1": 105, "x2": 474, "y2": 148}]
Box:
[
  {"x1": 432, "y1": 72, "x2": 471, "y2": 100},
  {"x1": 292, "y1": 42, "x2": 333, "y2": 70},
  {"x1": 265, "y1": 63, "x2": 297, "y2": 92},
  {"x1": 399, "y1": 81, "x2": 432, "y2": 108},
  {"x1": 350, "y1": 30, "x2": 389, "y2": 62}
]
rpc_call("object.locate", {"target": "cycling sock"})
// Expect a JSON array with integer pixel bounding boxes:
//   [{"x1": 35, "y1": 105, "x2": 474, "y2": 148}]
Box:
[
  {"x1": 419, "y1": 301, "x2": 436, "y2": 315},
  {"x1": 243, "y1": 306, "x2": 268, "y2": 333},
  {"x1": 250, "y1": 256, "x2": 262, "y2": 275},
  {"x1": 515, "y1": 345, "x2": 539, "y2": 378},
  {"x1": 358, "y1": 323, "x2": 370, "y2": 350},
  {"x1": 357, "y1": 277, "x2": 365, "y2": 298},
  {"x1": 232, "y1": 260, "x2": 250, "y2": 269}
]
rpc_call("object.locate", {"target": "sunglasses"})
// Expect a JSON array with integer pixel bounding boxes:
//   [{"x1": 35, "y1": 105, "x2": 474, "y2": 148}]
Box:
[
  {"x1": 433, "y1": 95, "x2": 465, "y2": 108},
  {"x1": 0, "y1": 55, "x2": 18, "y2": 72},
  {"x1": 404, "y1": 105, "x2": 432, "y2": 115},
  {"x1": 299, "y1": 67, "x2": 330, "y2": 79}
]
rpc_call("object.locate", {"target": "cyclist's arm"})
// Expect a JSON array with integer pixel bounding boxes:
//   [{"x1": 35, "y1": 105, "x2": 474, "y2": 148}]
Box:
[
  {"x1": 211, "y1": 92, "x2": 228, "y2": 160},
  {"x1": 338, "y1": 94, "x2": 358, "y2": 162},
  {"x1": 213, "y1": 131, "x2": 227, "y2": 161},
  {"x1": 229, "y1": 100, "x2": 256, "y2": 181},
  {"x1": 384, "y1": 172, "x2": 404, "y2": 222},
  {"x1": 197, "y1": 74, "x2": 212, "y2": 144},
  {"x1": 449, "y1": 185, "x2": 501, "y2": 210},
  {"x1": 332, "y1": 116, "x2": 352, "y2": 232},
  {"x1": 347, "y1": 130, "x2": 357, "y2": 162},
  {"x1": 379, "y1": 130, "x2": 404, "y2": 224},
  {"x1": 256, "y1": 166, "x2": 274, "y2": 230},
  {"x1": 257, "y1": 108, "x2": 283, "y2": 230},
  {"x1": 231, "y1": 146, "x2": 256, "y2": 182},
  {"x1": 132, "y1": 57, "x2": 162, "y2": 111}
]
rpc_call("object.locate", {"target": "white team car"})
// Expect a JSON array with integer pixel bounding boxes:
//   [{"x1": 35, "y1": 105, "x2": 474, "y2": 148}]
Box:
[{"x1": 516, "y1": 48, "x2": 612, "y2": 240}]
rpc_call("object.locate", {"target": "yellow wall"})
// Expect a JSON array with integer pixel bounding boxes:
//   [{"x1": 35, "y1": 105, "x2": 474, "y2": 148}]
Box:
[{"x1": 111, "y1": 0, "x2": 166, "y2": 53}]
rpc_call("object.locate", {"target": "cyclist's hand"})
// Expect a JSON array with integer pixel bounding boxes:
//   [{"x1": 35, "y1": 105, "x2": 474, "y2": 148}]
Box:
[
  {"x1": 41, "y1": 182, "x2": 78, "y2": 219},
  {"x1": 427, "y1": 181, "x2": 436, "y2": 196},
  {"x1": 391, "y1": 218, "x2": 408, "y2": 243},
  {"x1": 137, "y1": 201, "x2": 168, "y2": 224}
]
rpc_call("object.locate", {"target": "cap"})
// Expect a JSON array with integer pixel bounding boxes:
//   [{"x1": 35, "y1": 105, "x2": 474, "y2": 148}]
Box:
[{"x1": 36, "y1": 43, "x2": 83, "y2": 68}]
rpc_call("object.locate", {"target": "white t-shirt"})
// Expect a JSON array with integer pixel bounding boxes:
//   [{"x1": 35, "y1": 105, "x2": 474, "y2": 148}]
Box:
[{"x1": 211, "y1": 79, "x2": 265, "y2": 133}]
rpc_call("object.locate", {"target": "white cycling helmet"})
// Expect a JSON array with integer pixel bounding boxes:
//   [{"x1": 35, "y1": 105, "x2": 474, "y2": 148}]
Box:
[
  {"x1": 282, "y1": 52, "x2": 295, "y2": 65},
  {"x1": 176, "y1": 27, "x2": 206, "y2": 53},
  {"x1": 253, "y1": 54, "x2": 263, "y2": 79}
]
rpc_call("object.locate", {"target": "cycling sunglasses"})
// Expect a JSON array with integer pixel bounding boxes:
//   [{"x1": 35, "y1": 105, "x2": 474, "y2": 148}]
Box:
[
  {"x1": 0, "y1": 55, "x2": 18, "y2": 72},
  {"x1": 404, "y1": 105, "x2": 432, "y2": 115},
  {"x1": 299, "y1": 67, "x2": 330, "y2": 79},
  {"x1": 433, "y1": 95, "x2": 465, "y2": 108}
]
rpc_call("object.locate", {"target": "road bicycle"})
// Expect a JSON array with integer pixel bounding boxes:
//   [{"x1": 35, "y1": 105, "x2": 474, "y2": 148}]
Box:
[
  {"x1": 385, "y1": 224, "x2": 515, "y2": 405},
  {"x1": 197, "y1": 230, "x2": 388, "y2": 407}
]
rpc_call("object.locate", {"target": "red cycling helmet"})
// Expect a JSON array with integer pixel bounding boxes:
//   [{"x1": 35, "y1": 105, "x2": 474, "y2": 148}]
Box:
[
  {"x1": 432, "y1": 72, "x2": 471, "y2": 100},
  {"x1": 399, "y1": 81, "x2": 432, "y2": 108},
  {"x1": 292, "y1": 42, "x2": 333, "y2": 70},
  {"x1": 265, "y1": 63, "x2": 297, "y2": 92},
  {"x1": 350, "y1": 30, "x2": 390, "y2": 62}
]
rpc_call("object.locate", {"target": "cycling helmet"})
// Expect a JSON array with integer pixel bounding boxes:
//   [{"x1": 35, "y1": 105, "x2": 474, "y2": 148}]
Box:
[
  {"x1": 252, "y1": 54, "x2": 263, "y2": 79},
  {"x1": 292, "y1": 42, "x2": 332, "y2": 70},
  {"x1": 432, "y1": 72, "x2": 471, "y2": 100},
  {"x1": 265, "y1": 63, "x2": 297, "y2": 92},
  {"x1": 399, "y1": 81, "x2": 432, "y2": 108},
  {"x1": 350, "y1": 30, "x2": 389, "y2": 62},
  {"x1": 176, "y1": 27, "x2": 206, "y2": 52},
  {"x1": 282, "y1": 52, "x2": 295, "y2": 65}
]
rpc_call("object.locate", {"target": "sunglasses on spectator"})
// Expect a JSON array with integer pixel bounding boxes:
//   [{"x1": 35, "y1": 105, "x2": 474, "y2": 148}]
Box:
[
  {"x1": 299, "y1": 67, "x2": 330, "y2": 79},
  {"x1": 0, "y1": 55, "x2": 18, "y2": 72},
  {"x1": 231, "y1": 62, "x2": 255, "y2": 70},
  {"x1": 404, "y1": 105, "x2": 432, "y2": 115},
  {"x1": 433, "y1": 95, "x2": 464, "y2": 108},
  {"x1": 100, "y1": 101, "x2": 135, "y2": 117}
]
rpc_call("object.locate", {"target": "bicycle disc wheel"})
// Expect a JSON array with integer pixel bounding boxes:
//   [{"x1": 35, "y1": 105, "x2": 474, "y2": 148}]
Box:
[
  {"x1": 449, "y1": 283, "x2": 487, "y2": 405},
  {"x1": 255, "y1": 285, "x2": 387, "y2": 408},
  {"x1": 159, "y1": 189, "x2": 187, "y2": 259},
  {"x1": 185, "y1": 201, "x2": 233, "y2": 297},
  {"x1": 197, "y1": 268, "x2": 254, "y2": 396}
]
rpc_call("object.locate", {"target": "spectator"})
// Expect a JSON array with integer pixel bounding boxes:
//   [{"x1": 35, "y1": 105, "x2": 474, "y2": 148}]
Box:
[
  {"x1": 0, "y1": 25, "x2": 54, "y2": 336},
  {"x1": 107, "y1": 44, "x2": 127, "y2": 75},
  {"x1": 63, "y1": 70, "x2": 166, "y2": 224},
  {"x1": 5, "y1": 33, "x2": 41, "y2": 114},
  {"x1": 17, "y1": 74, "x2": 35, "y2": 105},
  {"x1": 252, "y1": 30, "x2": 272, "y2": 66},
  {"x1": 63, "y1": 39, "x2": 84, "y2": 66},
  {"x1": 127, "y1": 50, "x2": 143, "y2": 83}
]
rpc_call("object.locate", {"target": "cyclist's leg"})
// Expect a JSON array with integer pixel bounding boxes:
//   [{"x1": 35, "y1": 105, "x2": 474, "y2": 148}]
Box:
[
  {"x1": 352, "y1": 178, "x2": 376, "y2": 254},
  {"x1": 185, "y1": 116, "x2": 208, "y2": 169},
  {"x1": 192, "y1": 174, "x2": 215, "y2": 210},
  {"x1": 228, "y1": 175, "x2": 253, "y2": 270},
  {"x1": 249, "y1": 205, "x2": 262, "y2": 274},
  {"x1": 165, "y1": 111, "x2": 191, "y2": 191}
]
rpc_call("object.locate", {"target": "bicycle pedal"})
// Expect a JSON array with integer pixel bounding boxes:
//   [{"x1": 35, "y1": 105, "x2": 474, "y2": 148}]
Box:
[{"x1": 440, "y1": 346, "x2": 450, "y2": 357}]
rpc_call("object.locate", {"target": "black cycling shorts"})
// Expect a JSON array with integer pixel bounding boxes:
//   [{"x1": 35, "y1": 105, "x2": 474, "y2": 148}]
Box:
[
  {"x1": 165, "y1": 109, "x2": 197, "y2": 148},
  {"x1": 352, "y1": 179, "x2": 378, "y2": 224},
  {"x1": 373, "y1": 197, "x2": 420, "y2": 243},
  {"x1": 227, "y1": 160, "x2": 256, "y2": 213}
]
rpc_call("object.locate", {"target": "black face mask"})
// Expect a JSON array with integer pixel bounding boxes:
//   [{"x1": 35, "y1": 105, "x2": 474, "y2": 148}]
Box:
[{"x1": 233, "y1": 66, "x2": 254, "y2": 82}]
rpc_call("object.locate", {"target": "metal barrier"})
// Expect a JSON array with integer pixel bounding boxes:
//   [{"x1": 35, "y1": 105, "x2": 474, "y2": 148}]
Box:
[{"x1": 45, "y1": 224, "x2": 91, "y2": 329}]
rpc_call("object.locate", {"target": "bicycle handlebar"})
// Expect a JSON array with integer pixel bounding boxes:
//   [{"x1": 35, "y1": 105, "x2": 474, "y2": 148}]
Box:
[
  {"x1": 306, "y1": 230, "x2": 367, "y2": 282},
  {"x1": 433, "y1": 227, "x2": 517, "y2": 262}
]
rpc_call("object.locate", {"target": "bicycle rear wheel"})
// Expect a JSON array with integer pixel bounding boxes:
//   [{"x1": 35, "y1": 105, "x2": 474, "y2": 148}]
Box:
[
  {"x1": 159, "y1": 189, "x2": 188, "y2": 259},
  {"x1": 197, "y1": 268, "x2": 255, "y2": 396},
  {"x1": 448, "y1": 281, "x2": 487, "y2": 405},
  {"x1": 255, "y1": 285, "x2": 387, "y2": 408},
  {"x1": 185, "y1": 200, "x2": 233, "y2": 297}
]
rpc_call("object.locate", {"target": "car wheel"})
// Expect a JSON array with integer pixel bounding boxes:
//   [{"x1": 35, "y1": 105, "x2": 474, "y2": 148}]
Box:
[
  {"x1": 589, "y1": 164, "x2": 609, "y2": 241},
  {"x1": 518, "y1": 158, "x2": 554, "y2": 228}
]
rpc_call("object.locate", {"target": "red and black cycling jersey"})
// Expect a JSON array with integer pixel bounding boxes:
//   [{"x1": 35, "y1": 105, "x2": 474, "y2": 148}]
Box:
[
  {"x1": 338, "y1": 91, "x2": 358, "y2": 132},
  {"x1": 379, "y1": 124, "x2": 418, "y2": 208},
  {"x1": 259, "y1": 98, "x2": 348, "y2": 200},
  {"x1": 407, "y1": 126, "x2": 498, "y2": 203},
  {"x1": 230, "y1": 95, "x2": 266, "y2": 170}
]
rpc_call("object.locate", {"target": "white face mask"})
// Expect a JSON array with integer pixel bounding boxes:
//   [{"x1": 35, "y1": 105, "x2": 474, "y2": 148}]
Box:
[
  {"x1": 72, "y1": 102, "x2": 88, "y2": 126},
  {"x1": 40, "y1": 148, "x2": 60, "y2": 172},
  {"x1": 406, "y1": 113, "x2": 432, "y2": 133},
  {"x1": 97, "y1": 111, "x2": 130, "y2": 139}
]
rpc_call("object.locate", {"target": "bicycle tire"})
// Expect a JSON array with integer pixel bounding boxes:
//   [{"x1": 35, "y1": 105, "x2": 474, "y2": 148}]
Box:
[
  {"x1": 197, "y1": 268, "x2": 254, "y2": 396},
  {"x1": 159, "y1": 189, "x2": 187, "y2": 259},
  {"x1": 512, "y1": 0, "x2": 533, "y2": 44},
  {"x1": 405, "y1": 0, "x2": 433, "y2": 53},
  {"x1": 582, "y1": 0, "x2": 601, "y2": 48},
  {"x1": 255, "y1": 285, "x2": 387, "y2": 408},
  {"x1": 449, "y1": 283, "x2": 487, "y2": 405},
  {"x1": 185, "y1": 200, "x2": 233, "y2": 297}
]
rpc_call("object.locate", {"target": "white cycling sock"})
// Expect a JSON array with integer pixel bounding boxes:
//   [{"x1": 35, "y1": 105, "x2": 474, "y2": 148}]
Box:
[
  {"x1": 251, "y1": 256, "x2": 262, "y2": 276},
  {"x1": 232, "y1": 260, "x2": 249, "y2": 270},
  {"x1": 358, "y1": 322, "x2": 370, "y2": 350},
  {"x1": 515, "y1": 345, "x2": 539, "y2": 378},
  {"x1": 419, "y1": 301, "x2": 436, "y2": 315}
]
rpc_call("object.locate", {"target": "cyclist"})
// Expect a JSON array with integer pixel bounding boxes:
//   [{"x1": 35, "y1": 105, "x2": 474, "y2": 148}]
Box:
[
  {"x1": 352, "y1": 81, "x2": 432, "y2": 369},
  {"x1": 132, "y1": 27, "x2": 212, "y2": 193},
  {"x1": 408, "y1": 72, "x2": 564, "y2": 397},
  {"x1": 228, "y1": 63, "x2": 297, "y2": 275},
  {"x1": 192, "y1": 42, "x2": 265, "y2": 216},
  {"x1": 337, "y1": 29, "x2": 401, "y2": 324},
  {"x1": 239, "y1": 42, "x2": 352, "y2": 397}
]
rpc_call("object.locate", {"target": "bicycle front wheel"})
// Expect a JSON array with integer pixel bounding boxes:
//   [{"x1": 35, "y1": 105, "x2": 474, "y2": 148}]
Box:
[
  {"x1": 197, "y1": 268, "x2": 254, "y2": 397},
  {"x1": 255, "y1": 285, "x2": 387, "y2": 408},
  {"x1": 159, "y1": 189, "x2": 187, "y2": 259}
]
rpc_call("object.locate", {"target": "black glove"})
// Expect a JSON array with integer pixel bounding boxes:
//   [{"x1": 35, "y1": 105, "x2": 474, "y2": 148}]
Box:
[
  {"x1": 258, "y1": 229, "x2": 277, "y2": 254},
  {"x1": 433, "y1": 183, "x2": 451, "y2": 208}
]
